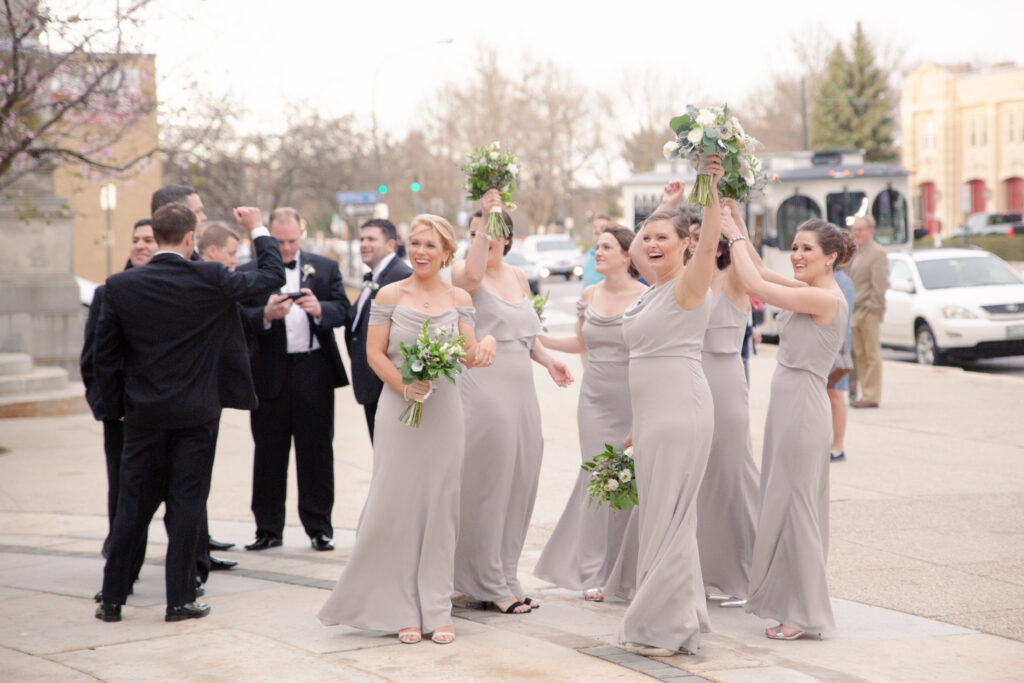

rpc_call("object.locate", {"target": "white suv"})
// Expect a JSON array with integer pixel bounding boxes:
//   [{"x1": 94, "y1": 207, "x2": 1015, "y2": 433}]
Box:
[
  {"x1": 881, "y1": 248, "x2": 1024, "y2": 364},
  {"x1": 522, "y1": 234, "x2": 583, "y2": 280}
]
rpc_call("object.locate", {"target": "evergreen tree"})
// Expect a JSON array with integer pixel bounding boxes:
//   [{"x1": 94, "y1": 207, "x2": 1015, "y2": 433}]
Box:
[{"x1": 810, "y1": 22, "x2": 895, "y2": 162}]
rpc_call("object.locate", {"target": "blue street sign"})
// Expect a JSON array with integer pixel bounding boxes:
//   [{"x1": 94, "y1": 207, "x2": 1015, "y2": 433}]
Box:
[{"x1": 336, "y1": 191, "x2": 380, "y2": 205}]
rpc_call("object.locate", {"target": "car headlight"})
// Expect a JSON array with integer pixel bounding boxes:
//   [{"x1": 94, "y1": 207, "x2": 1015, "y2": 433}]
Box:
[
  {"x1": 539, "y1": 267, "x2": 551, "y2": 279},
  {"x1": 572, "y1": 265, "x2": 584, "y2": 277},
  {"x1": 941, "y1": 305, "x2": 977, "y2": 319}
]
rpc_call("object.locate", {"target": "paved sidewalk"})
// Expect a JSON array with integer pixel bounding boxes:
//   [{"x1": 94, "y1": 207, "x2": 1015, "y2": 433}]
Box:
[{"x1": 1, "y1": 343, "x2": 1022, "y2": 681}]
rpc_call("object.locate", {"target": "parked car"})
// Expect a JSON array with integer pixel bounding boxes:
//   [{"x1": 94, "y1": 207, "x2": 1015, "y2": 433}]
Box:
[
  {"x1": 503, "y1": 250, "x2": 541, "y2": 295},
  {"x1": 953, "y1": 212, "x2": 1024, "y2": 237},
  {"x1": 522, "y1": 234, "x2": 584, "y2": 280},
  {"x1": 880, "y1": 248, "x2": 1024, "y2": 364}
]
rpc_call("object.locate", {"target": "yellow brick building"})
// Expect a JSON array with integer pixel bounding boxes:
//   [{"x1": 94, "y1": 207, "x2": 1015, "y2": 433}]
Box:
[
  {"x1": 52, "y1": 54, "x2": 162, "y2": 283},
  {"x1": 901, "y1": 62, "x2": 1024, "y2": 236}
]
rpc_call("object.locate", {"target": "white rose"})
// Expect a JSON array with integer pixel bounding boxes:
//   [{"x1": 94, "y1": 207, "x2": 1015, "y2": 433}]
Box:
[
  {"x1": 619, "y1": 469, "x2": 632, "y2": 483},
  {"x1": 696, "y1": 110, "x2": 716, "y2": 127},
  {"x1": 411, "y1": 360, "x2": 424, "y2": 372},
  {"x1": 492, "y1": 141, "x2": 500, "y2": 149},
  {"x1": 489, "y1": 151, "x2": 499, "y2": 160},
  {"x1": 508, "y1": 163, "x2": 519, "y2": 175},
  {"x1": 623, "y1": 446, "x2": 634, "y2": 458},
  {"x1": 604, "y1": 479, "x2": 619, "y2": 492},
  {"x1": 686, "y1": 128, "x2": 704, "y2": 145},
  {"x1": 740, "y1": 160, "x2": 755, "y2": 186},
  {"x1": 663, "y1": 140, "x2": 680, "y2": 159}
]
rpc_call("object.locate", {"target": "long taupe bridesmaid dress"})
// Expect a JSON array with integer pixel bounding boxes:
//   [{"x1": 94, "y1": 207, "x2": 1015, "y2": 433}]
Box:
[
  {"x1": 318, "y1": 302, "x2": 472, "y2": 634},
  {"x1": 454, "y1": 286, "x2": 542, "y2": 604},
  {"x1": 617, "y1": 281, "x2": 713, "y2": 654},
  {"x1": 745, "y1": 292, "x2": 847, "y2": 634},
  {"x1": 697, "y1": 291, "x2": 759, "y2": 599},
  {"x1": 534, "y1": 299, "x2": 634, "y2": 592}
]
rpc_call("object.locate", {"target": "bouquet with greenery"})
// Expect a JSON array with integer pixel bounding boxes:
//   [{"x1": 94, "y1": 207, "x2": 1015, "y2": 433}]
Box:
[
  {"x1": 531, "y1": 291, "x2": 549, "y2": 332},
  {"x1": 663, "y1": 104, "x2": 770, "y2": 207},
  {"x1": 581, "y1": 444, "x2": 638, "y2": 511},
  {"x1": 398, "y1": 317, "x2": 467, "y2": 428},
  {"x1": 461, "y1": 141, "x2": 518, "y2": 239}
]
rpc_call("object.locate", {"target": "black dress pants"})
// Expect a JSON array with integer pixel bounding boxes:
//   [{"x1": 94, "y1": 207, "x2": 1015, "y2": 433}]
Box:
[
  {"x1": 102, "y1": 418, "x2": 147, "y2": 580},
  {"x1": 101, "y1": 418, "x2": 218, "y2": 607},
  {"x1": 250, "y1": 350, "x2": 335, "y2": 540}
]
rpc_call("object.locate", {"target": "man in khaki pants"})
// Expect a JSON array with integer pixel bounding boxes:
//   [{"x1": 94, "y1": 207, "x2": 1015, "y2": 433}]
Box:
[{"x1": 847, "y1": 217, "x2": 888, "y2": 408}]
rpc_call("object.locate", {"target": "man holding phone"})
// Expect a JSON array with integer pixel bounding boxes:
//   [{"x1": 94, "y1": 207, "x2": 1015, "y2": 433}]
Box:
[{"x1": 239, "y1": 208, "x2": 351, "y2": 553}]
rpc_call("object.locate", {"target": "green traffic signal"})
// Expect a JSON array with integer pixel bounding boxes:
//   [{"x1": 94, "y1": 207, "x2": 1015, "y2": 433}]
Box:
[
  {"x1": 378, "y1": 184, "x2": 388, "y2": 195},
  {"x1": 410, "y1": 181, "x2": 421, "y2": 193}
]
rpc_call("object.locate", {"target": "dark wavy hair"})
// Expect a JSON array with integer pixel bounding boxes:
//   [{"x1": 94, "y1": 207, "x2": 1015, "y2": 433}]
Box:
[{"x1": 798, "y1": 219, "x2": 856, "y2": 270}]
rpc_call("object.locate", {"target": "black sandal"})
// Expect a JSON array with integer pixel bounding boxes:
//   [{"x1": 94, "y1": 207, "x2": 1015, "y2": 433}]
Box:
[
  {"x1": 483, "y1": 600, "x2": 530, "y2": 614},
  {"x1": 522, "y1": 597, "x2": 540, "y2": 610}
]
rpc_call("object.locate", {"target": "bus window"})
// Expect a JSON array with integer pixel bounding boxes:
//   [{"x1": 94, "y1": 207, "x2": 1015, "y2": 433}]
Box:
[
  {"x1": 872, "y1": 189, "x2": 909, "y2": 245},
  {"x1": 776, "y1": 195, "x2": 822, "y2": 250},
  {"x1": 826, "y1": 191, "x2": 868, "y2": 227}
]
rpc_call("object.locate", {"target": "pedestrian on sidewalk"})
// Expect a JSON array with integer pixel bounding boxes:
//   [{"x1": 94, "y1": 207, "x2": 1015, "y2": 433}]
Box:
[{"x1": 847, "y1": 216, "x2": 888, "y2": 409}]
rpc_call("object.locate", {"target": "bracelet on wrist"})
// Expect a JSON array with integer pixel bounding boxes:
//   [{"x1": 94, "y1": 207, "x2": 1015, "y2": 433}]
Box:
[
  {"x1": 403, "y1": 385, "x2": 409, "y2": 400},
  {"x1": 727, "y1": 235, "x2": 748, "y2": 249}
]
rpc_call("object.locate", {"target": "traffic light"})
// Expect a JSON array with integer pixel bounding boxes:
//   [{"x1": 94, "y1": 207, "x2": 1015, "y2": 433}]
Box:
[
  {"x1": 378, "y1": 184, "x2": 388, "y2": 195},
  {"x1": 410, "y1": 180, "x2": 421, "y2": 193}
]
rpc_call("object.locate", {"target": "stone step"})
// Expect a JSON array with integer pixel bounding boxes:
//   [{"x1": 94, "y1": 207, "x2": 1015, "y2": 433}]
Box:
[
  {"x1": 0, "y1": 353, "x2": 34, "y2": 377},
  {"x1": 0, "y1": 385, "x2": 88, "y2": 418},
  {"x1": 0, "y1": 367, "x2": 70, "y2": 396}
]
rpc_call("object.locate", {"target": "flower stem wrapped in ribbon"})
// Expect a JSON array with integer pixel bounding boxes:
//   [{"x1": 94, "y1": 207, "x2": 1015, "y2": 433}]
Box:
[
  {"x1": 663, "y1": 104, "x2": 771, "y2": 208},
  {"x1": 581, "y1": 444, "x2": 638, "y2": 511},
  {"x1": 461, "y1": 141, "x2": 518, "y2": 239},
  {"x1": 398, "y1": 317, "x2": 467, "y2": 428}
]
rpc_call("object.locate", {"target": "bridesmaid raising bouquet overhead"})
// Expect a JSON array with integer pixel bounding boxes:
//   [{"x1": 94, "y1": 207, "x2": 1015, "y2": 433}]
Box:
[{"x1": 461, "y1": 141, "x2": 518, "y2": 239}]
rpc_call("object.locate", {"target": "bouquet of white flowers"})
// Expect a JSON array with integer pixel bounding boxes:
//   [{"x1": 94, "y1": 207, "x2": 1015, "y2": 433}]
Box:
[
  {"x1": 398, "y1": 317, "x2": 467, "y2": 428},
  {"x1": 461, "y1": 141, "x2": 518, "y2": 239},
  {"x1": 663, "y1": 104, "x2": 770, "y2": 207},
  {"x1": 531, "y1": 291, "x2": 549, "y2": 332},
  {"x1": 581, "y1": 444, "x2": 637, "y2": 511}
]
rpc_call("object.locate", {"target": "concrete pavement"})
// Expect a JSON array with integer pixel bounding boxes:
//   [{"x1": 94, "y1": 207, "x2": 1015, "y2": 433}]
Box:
[{"x1": 1, "y1": 339, "x2": 1023, "y2": 681}]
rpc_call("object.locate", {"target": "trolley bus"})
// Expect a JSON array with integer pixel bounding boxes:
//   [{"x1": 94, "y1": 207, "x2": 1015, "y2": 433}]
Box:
[{"x1": 748, "y1": 150, "x2": 912, "y2": 335}]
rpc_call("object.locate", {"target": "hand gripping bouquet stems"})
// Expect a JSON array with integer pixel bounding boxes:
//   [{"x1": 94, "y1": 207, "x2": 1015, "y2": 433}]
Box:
[
  {"x1": 663, "y1": 104, "x2": 771, "y2": 208},
  {"x1": 461, "y1": 141, "x2": 518, "y2": 239},
  {"x1": 581, "y1": 444, "x2": 638, "y2": 511},
  {"x1": 398, "y1": 317, "x2": 467, "y2": 428}
]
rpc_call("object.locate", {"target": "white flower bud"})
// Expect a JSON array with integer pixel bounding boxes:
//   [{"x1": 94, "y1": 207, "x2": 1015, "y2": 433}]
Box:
[
  {"x1": 619, "y1": 469, "x2": 632, "y2": 483},
  {"x1": 604, "y1": 479, "x2": 619, "y2": 492},
  {"x1": 687, "y1": 128, "x2": 704, "y2": 145},
  {"x1": 663, "y1": 140, "x2": 680, "y2": 159}
]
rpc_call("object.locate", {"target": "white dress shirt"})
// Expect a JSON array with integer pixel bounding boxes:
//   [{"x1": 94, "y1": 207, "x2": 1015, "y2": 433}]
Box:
[
  {"x1": 281, "y1": 253, "x2": 321, "y2": 353},
  {"x1": 354, "y1": 252, "x2": 396, "y2": 325}
]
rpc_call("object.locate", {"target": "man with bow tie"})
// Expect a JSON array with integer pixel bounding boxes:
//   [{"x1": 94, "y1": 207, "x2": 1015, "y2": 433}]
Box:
[
  {"x1": 239, "y1": 207, "x2": 351, "y2": 552},
  {"x1": 345, "y1": 218, "x2": 412, "y2": 441}
]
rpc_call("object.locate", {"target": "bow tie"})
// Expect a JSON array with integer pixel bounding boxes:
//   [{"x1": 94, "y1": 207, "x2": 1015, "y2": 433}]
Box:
[
  {"x1": 284, "y1": 261, "x2": 297, "y2": 270},
  {"x1": 362, "y1": 271, "x2": 373, "y2": 282}
]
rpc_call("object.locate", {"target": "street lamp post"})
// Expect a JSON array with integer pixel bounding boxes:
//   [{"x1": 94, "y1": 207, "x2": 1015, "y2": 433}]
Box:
[{"x1": 99, "y1": 183, "x2": 117, "y2": 276}]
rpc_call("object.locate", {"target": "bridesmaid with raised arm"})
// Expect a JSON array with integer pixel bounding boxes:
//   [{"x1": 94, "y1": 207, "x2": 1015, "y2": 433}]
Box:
[
  {"x1": 318, "y1": 215, "x2": 495, "y2": 646},
  {"x1": 682, "y1": 199, "x2": 760, "y2": 609},
  {"x1": 616, "y1": 157, "x2": 724, "y2": 657},
  {"x1": 533, "y1": 225, "x2": 647, "y2": 602},
  {"x1": 451, "y1": 190, "x2": 573, "y2": 616},
  {"x1": 720, "y1": 206, "x2": 853, "y2": 641}
]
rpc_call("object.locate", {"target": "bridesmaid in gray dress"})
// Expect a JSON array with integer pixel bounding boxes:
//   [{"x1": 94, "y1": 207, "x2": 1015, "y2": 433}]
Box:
[
  {"x1": 533, "y1": 226, "x2": 647, "y2": 601},
  {"x1": 451, "y1": 190, "x2": 574, "y2": 615},
  {"x1": 616, "y1": 158, "x2": 725, "y2": 657},
  {"x1": 721, "y1": 209, "x2": 855, "y2": 641},
  {"x1": 686, "y1": 221, "x2": 760, "y2": 607},
  {"x1": 319, "y1": 215, "x2": 495, "y2": 645}
]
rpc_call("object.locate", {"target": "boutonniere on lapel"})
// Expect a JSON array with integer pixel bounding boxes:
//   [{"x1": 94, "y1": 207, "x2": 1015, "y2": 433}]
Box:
[
  {"x1": 364, "y1": 281, "x2": 380, "y2": 292},
  {"x1": 301, "y1": 263, "x2": 316, "y2": 282}
]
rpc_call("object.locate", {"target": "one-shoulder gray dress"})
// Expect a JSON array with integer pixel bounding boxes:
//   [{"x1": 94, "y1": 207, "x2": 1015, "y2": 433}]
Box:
[
  {"x1": 319, "y1": 303, "x2": 472, "y2": 633},
  {"x1": 534, "y1": 299, "x2": 634, "y2": 591},
  {"x1": 745, "y1": 292, "x2": 848, "y2": 634},
  {"x1": 697, "y1": 291, "x2": 759, "y2": 599},
  {"x1": 617, "y1": 281, "x2": 713, "y2": 654},
  {"x1": 454, "y1": 286, "x2": 542, "y2": 603}
]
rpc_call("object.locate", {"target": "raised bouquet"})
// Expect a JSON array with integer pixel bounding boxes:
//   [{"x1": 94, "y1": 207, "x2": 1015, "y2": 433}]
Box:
[
  {"x1": 531, "y1": 291, "x2": 549, "y2": 332},
  {"x1": 581, "y1": 444, "x2": 638, "y2": 511},
  {"x1": 398, "y1": 317, "x2": 467, "y2": 428},
  {"x1": 461, "y1": 141, "x2": 518, "y2": 239},
  {"x1": 663, "y1": 104, "x2": 770, "y2": 207}
]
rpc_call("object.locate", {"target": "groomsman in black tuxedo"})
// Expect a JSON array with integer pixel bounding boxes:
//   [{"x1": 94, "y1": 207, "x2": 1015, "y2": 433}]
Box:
[
  {"x1": 239, "y1": 208, "x2": 351, "y2": 553},
  {"x1": 345, "y1": 218, "x2": 411, "y2": 441},
  {"x1": 93, "y1": 204, "x2": 284, "y2": 622}
]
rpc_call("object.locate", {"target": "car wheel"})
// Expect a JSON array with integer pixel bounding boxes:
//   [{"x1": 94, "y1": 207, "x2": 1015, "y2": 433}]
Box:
[{"x1": 915, "y1": 323, "x2": 942, "y2": 365}]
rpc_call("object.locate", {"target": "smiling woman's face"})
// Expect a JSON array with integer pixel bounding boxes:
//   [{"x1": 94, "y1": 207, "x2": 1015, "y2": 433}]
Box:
[
  {"x1": 641, "y1": 220, "x2": 687, "y2": 278},
  {"x1": 790, "y1": 230, "x2": 828, "y2": 282}
]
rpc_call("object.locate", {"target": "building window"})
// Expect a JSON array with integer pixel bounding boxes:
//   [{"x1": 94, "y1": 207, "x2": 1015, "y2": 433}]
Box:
[
  {"x1": 925, "y1": 118, "x2": 936, "y2": 151},
  {"x1": 969, "y1": 118, "x2": 976, "y2": 147},
  {"x1": 980, "y1": 116, "x2": 987, "y2": 146},
  {"x1": 1010, "y1": 112, "x2": 1016, "y2": 143}
]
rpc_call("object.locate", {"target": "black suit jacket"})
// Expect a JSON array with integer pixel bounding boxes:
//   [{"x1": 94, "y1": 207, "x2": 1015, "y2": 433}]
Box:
[
  {"x1": 94, "y1": 235, "x2": 285, "y2": 429},
  {"x1": 344, "y1": 256, "x2": 412, "y2": 405},
  {"x1": 239, "y1": 251, "x2": 350, "y2": 400},
  {"x1": 80, "y1": 284, "x2": 109, "y2": 421}
]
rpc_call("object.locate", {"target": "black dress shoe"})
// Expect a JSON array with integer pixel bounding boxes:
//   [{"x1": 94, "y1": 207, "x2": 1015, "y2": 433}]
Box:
[
  {"x1": 166, "y1": 601, "x2": 211, "y2": 622},
  {"x1": 95, "y1": 603, "x2": 122, "y2": 622},
  {"x1": 208, "y1": 537, "x2": 235, "y2": 551},
  {"x1": 244, "y1": 535, "x2": 282, "y2": 551},
  {"x1": 310, "y1": 534, "x2": 334, "y2": 551},
  {"x1": 209, "y1": 556, "x2": 237, "y2": 570}
]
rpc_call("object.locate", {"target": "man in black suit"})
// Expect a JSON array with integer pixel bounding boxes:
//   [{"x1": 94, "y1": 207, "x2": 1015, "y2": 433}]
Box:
[
  {"x1": 239, "y1": 207, "x2": 350, "y2": 553},
  {"x1": 345, "y1": 218, "x2": 411, "y2": 441},
  {"x1": 81, "y1": 219, "x2": 156, "y2": 573},
  {"x1": 93, "y1": 204, "x2": 284, "y2": 622}
]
